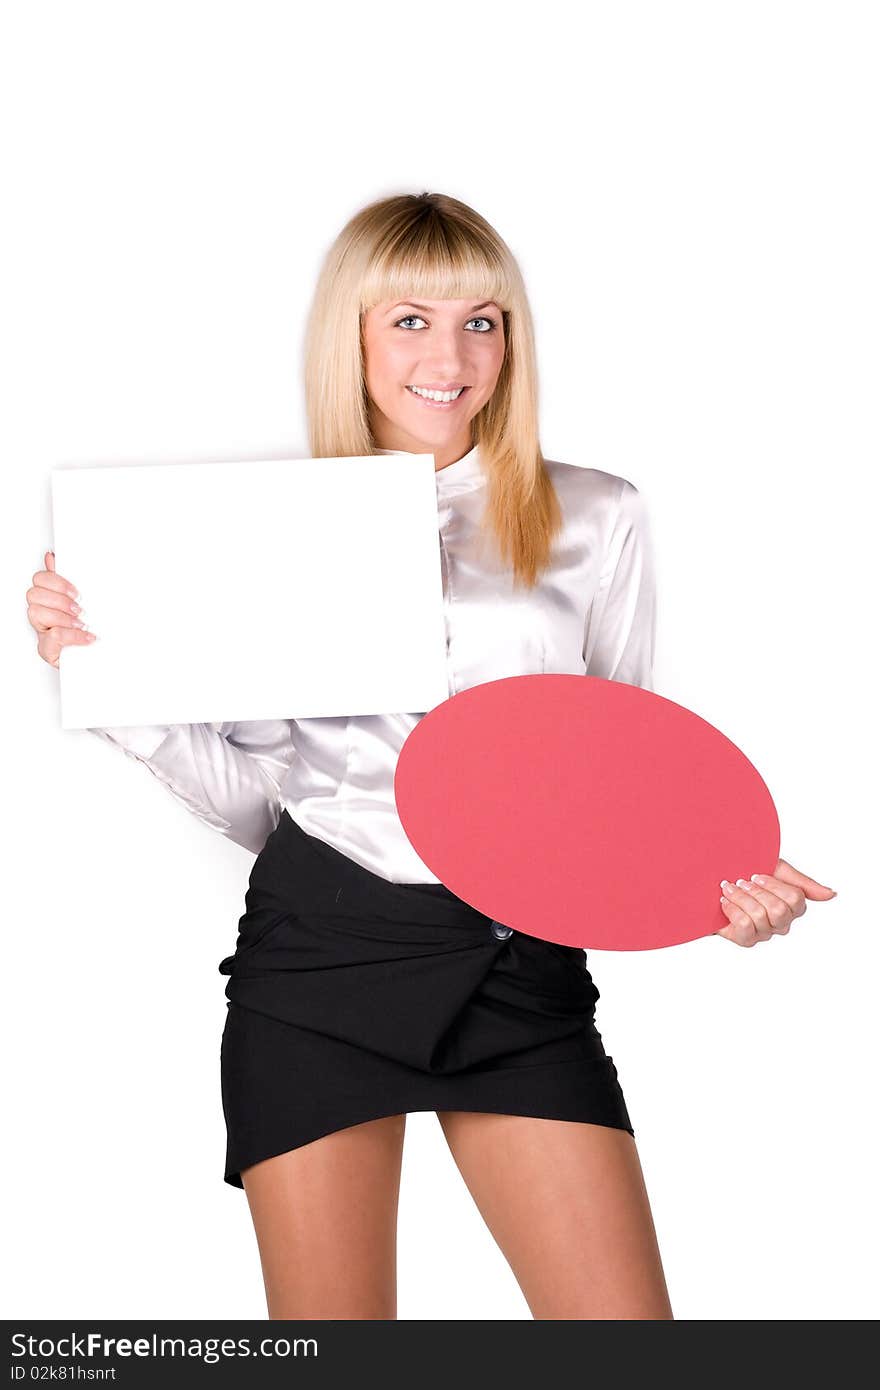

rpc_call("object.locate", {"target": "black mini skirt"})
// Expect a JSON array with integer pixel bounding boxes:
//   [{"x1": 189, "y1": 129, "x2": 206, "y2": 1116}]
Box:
[{"x1": 218, "y1": 808, "x2": 634, "y2": 1188}]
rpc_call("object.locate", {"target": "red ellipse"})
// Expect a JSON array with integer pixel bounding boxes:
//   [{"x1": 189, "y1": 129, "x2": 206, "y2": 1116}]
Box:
[{"x1": 394, "y1": 675, "x2": 780, "y2": 951}]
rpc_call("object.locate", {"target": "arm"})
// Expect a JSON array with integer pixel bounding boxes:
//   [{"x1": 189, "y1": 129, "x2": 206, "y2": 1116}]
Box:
[
  {"x1": 582, "y1": 477, "x2": 657, "y2": 692},
  {"x1": 88, "y1": 719, "x2": 297, "y2": 855}
]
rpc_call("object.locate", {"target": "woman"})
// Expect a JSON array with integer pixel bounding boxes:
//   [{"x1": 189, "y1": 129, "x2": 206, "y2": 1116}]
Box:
[{"x1": 27, "y1": 191, "x2": 835, "y2": 1320}]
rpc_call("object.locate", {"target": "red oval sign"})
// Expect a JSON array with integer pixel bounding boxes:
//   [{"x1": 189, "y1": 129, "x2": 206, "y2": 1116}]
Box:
[{"x1": 395, "y1": 675, "x2": 780, "y2": 951}]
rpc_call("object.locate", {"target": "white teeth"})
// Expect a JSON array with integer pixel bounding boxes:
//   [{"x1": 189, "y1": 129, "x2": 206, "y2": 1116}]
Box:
[{"x1": 407, "y1": 385, "x2": 465, "y2": 402}]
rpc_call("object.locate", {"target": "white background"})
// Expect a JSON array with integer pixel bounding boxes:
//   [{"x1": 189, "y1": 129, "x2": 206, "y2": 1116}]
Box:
[{"x1": 3, "y1": 0, "x2": 877, "y2": 1320}]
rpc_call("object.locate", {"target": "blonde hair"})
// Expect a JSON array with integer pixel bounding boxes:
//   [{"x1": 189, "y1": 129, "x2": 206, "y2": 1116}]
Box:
[{"x1": 303, "y1": 191, "x2": 564, "y2": 589}]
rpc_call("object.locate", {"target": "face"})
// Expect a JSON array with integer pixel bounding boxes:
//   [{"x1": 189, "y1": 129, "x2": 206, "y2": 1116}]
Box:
[{"x1": 361, "y1": 297, "x2": 506, "y2": 469}]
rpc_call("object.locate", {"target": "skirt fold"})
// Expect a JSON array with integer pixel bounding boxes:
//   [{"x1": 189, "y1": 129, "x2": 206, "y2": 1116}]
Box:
[{"x1": 218, "y1": 809, "x2": 633, "y2": 1189}]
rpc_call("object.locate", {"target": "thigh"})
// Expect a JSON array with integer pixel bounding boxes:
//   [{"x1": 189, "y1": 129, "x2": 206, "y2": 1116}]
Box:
[
  {"x1": 436, "y1": 1111, "x2": 673, "y2": 1319},
  {"x1": 241, "y1": 1114, "x2": 408, "y2": 1320}
]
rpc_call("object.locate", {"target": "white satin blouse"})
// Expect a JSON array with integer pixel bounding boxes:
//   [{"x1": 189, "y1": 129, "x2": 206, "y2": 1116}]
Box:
[{"x1": 89, "y1": 443, "x2": 657, "y2": 881}]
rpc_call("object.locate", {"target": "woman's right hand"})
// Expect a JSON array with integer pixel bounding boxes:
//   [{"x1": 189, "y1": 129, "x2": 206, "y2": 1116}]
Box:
[{"x1": 27, "y1": 550, "x2": 96, "y2": 669}]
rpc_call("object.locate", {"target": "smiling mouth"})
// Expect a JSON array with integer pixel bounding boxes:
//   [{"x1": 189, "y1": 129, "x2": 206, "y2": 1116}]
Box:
[{"x1": 405, "y1": 385, "x2": 470, "y2": 407}]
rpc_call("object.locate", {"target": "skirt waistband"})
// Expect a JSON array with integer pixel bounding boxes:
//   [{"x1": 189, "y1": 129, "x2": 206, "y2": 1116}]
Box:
[
  {"x1": 244, "y1": 808, "x2": 497, "y2": 932},
  {"x1": 218, "y1": 809, "x2": 590, "y2": 994}
]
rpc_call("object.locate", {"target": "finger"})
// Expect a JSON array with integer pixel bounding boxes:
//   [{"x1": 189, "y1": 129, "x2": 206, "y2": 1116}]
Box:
[
  {"x1": 54, "y1": 625, "x2": 96, "y2": 647},
  {"x1": 731, "y1": 877, "x2": 795, "y2": 933},
  {"x1": 717, "y1": 894, "x2": 759, "y2": 947},
  {"x1": 26, "y1": 585, "x2": 83, "y2": 624},
  {"x1": 771, "y1": 858, "x2": 836, "y2": 898},
  {"x1": 46, "y1": 550, "x2": 55, "y2": 572},
  {"x1": 41, "y1": 627, "x2": 97, "y2": 667},
  {"x1": 720, "y1": 880, "x2": 773, "y2": 942},
  {"x1": 31, "y1": 567, "x2": 79, "y2": 601},
  {"x1": 27, "y1": 601, "x2": 90, "y2": 635}
]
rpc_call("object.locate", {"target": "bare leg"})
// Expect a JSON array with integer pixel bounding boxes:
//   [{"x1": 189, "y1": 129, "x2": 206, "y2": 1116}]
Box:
[
  {"x1": 436, "y1": 1111, "x2": 673, "y2": 1319},
  {"x1": 241, "y1": 1113, "x2": 408, "y2": 1319}
]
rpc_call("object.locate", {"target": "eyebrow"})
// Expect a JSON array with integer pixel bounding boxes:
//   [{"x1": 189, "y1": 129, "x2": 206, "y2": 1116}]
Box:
[{"x1": 388, "y1": 300, "x2": 497, "y2": 315}]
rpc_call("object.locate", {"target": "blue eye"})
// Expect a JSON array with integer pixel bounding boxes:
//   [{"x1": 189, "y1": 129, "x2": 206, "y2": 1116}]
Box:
[{"x1": 393, "y1": 315, "x2": 498, "y2": 332}]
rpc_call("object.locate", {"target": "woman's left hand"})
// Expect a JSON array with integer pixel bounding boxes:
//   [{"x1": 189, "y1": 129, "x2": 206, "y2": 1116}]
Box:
[{"x1": 717, "y1": 857, "x2": 837, "y2": 947}]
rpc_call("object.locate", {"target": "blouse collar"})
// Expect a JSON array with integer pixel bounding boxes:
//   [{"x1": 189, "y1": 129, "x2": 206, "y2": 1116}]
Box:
[{"x1": 375, "y1": 442, "x2": 486, "y2": 496}]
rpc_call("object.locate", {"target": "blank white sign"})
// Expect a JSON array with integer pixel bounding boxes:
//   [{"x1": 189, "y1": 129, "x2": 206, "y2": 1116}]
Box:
[{"x1": 51, "y1": 454, "x2": 450, "y2": 729}]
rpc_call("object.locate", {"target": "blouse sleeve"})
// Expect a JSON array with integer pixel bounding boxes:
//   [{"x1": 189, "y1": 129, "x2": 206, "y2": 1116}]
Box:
[
  {"x1": 88, "y1": 719, "x2": 297, "y2": 855},
  {"x1": 582, "y1": 478, "x2": 657, "y2": 692}
]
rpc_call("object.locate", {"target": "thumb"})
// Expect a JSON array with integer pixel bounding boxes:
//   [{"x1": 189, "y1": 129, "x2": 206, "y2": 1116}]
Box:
[
  {"x1": 46, "y1": 549, "x2": 55, "y2": 572},
  {"x1": 774, "y1": 856, "x2": 837, "y2": 899}
]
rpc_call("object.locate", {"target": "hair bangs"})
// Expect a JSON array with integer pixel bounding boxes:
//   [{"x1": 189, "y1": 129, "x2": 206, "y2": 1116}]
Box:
[{"x1": 360, "y1": 224, "x2": 513, "y2": 314}]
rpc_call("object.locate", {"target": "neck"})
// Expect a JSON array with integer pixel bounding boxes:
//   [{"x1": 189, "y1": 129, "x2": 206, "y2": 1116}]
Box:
[{"x1": 368, "y1": 412, "x2": 474, "y2": 471}]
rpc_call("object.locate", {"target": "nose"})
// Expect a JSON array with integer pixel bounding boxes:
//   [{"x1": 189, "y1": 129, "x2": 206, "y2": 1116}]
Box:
[{"x1": 418, "y1": 328, "x2": 469, "y2": 377}]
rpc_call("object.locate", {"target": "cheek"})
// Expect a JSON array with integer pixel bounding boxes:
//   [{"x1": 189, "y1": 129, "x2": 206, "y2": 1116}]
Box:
[
  {"x1": 476, "y1": 338, "x2": 506, "y2": 391},
  {"x1": 365, "y1": 341, "x2": 410, "y2": 396}
]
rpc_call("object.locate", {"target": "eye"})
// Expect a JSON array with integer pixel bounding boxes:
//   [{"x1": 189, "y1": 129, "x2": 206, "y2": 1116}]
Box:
[{"x1": 394, "y1": 314, "x2": 498, "y2": 332}]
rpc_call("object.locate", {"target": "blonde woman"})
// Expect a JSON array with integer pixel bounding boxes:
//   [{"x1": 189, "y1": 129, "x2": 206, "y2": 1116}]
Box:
[{"x1": 27, "y1": 191, "x2": 834, "y2": 1320}]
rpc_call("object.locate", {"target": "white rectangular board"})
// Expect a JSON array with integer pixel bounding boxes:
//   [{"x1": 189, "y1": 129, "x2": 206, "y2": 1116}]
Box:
[{"x1": 51, "y1": 454, "x2": 450, "y2": 728}]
